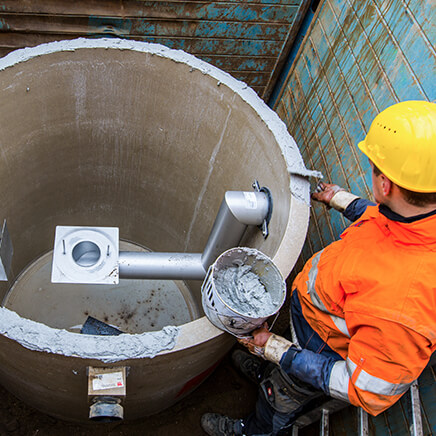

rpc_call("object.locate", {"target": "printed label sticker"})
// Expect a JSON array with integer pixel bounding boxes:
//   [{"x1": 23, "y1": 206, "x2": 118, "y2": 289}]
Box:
[{"x1": 92, "y1": 371, "x2": 124, "y2": 391}]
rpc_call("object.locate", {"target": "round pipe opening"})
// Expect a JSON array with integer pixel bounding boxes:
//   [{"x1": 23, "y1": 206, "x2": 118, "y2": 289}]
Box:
[
  {"x1": 72, "y1": 241, "x2": 101, "y2": 267},
  {"x1": 89, "y1": 397, "x2": 123, "y2": 423}
]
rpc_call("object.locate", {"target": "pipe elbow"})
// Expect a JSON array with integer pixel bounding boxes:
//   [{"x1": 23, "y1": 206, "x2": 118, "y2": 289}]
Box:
[{"x1": 224, "y1": 191, "x2": 269, "y2": 225}]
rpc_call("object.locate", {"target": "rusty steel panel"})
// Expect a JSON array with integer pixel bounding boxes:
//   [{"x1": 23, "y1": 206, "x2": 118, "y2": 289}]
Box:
[
  {"x1": 0, "y1": 0, "x2": 311, "y2": 98},
  {"x1": 274, "y1": 0, "x2": 435, "y2": 264},
  {"x1": 274, "y1": 0, "x2": 435, "y2": 433},
  {"x1": 0, "y1": 15, "x2": 291, "y2": 40}
]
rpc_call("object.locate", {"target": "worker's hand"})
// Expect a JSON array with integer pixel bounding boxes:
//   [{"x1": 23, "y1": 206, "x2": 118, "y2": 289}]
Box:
[
  {"x1": 311, "y1": 182, "x2": 345, "y2": 207},
  {"x1": 237, "y1": 323, "x2": 272, "y2": 358}
]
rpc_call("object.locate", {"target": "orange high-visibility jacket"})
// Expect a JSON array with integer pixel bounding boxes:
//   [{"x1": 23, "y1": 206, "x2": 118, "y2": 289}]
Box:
[{"x1": 293, "y1": 205, "x2": 436, "y2": 415}]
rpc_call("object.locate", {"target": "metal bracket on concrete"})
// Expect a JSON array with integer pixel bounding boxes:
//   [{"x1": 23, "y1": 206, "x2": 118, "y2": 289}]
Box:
[
  {"x1": 0, "y1": 219, "x2": 13, "y2": 281},
  {"x1": 252, "y1": 180, "x2": 273, "y2": 239}
]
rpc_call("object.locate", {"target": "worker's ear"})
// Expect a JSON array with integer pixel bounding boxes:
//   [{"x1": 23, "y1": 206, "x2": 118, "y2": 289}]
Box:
[{"x1": 379, "y1": 174, "x2": 393, "y2": 197}]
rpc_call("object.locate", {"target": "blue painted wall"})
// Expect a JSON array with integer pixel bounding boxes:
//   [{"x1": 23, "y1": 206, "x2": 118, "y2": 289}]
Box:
[
  {"x1": 272, "y1": 0, "x2": 435, "y2": 433},
  {"x1": 274, "y1": 0, "x2": 435, "y2": 265}
]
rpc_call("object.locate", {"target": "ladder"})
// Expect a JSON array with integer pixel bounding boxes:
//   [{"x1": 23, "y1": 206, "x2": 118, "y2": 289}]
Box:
[{"x1": 291, "y1": 380, "x2": 424, "y2": 436}]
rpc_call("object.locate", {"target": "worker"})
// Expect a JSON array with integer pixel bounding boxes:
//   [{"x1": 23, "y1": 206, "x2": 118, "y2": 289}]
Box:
[{"x1": 201, "y1": 100, "x2": 436, "y2": 436}]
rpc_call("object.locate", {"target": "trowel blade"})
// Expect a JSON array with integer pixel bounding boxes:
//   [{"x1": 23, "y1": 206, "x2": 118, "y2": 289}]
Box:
[{"x1": 80, "y1": 316, "x2": 124, "y2": 336}]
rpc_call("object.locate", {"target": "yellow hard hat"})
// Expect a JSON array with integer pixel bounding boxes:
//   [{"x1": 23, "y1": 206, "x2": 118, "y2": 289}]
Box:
[{"x1": 358, "y1": 100, "x2": 436, "y2": 193}]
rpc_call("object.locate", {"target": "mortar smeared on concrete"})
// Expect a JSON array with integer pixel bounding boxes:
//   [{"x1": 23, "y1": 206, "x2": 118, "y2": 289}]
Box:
[
  {"x1": 215, "y1": 264, "x2": 277, "y2": 317},
  {"x1": 0, "y1": 307, "x2": 179, "y2": 363}
]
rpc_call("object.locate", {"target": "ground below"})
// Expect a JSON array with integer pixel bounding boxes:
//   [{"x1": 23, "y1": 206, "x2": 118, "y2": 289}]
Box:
[{"x1": 0, "y1": 345, "x2": 259, "y2": 436}]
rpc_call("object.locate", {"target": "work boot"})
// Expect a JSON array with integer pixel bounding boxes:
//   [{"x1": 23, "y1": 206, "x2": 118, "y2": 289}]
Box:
[
  {"x1": 201, "y1": 413, "x2": 244, "y2": 436},
  {"x1": 231, "y1": 349, "x2": 263, "y2": 383}
]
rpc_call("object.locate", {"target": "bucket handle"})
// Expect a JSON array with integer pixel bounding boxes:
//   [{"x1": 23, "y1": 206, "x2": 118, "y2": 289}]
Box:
[{"x1": 268, "y1": 311, "x2": 280, "y2": 331}]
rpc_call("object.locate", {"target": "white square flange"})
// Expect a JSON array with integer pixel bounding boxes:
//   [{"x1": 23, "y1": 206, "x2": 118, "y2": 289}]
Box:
[{"x1": 51, "y1": 226, "x2": 119, "y2": 284}]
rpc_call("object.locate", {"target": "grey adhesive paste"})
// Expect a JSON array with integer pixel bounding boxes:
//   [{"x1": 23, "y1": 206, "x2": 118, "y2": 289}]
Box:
[
  {"x1": 215, "y1": 265, "x2": 278, "y2": 317},
  {"x1": 0, "y1": 307, "x2": 179, "y2": 363}
]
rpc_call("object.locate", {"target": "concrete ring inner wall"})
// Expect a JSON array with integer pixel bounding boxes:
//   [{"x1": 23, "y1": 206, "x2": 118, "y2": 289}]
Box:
[{"x1": 0, "y1": 38, "x2": 310, "y2": 421}]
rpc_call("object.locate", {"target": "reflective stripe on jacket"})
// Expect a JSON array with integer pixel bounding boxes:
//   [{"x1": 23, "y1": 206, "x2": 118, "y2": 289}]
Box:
[{"x1": 292, "y1": 205, "x2": 436, "y2": 415}]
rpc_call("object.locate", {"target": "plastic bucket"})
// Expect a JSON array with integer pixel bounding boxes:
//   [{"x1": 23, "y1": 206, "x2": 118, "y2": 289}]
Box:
[{"x1": 201, "y1": 247, "x2": 286, "y2": 336}]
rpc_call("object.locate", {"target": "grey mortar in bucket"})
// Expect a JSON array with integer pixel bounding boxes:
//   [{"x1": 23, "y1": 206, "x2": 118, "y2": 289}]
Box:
[{"x1": 201, "y1": 247, "x2": 286, "y2": 335}]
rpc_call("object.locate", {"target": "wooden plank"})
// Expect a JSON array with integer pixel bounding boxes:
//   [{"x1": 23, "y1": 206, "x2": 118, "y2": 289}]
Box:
[
  {"x1": 0, "y1": 33, "x2": 283, "y2": 57},
  {"x1": 0, "y1": 0, "x2": 309, "y2": 98},
  {"x1": 228, "y1": 71, "x2": 272, "y2": 86},
  {"x1": 0, "y1": 32, "x2": 78, "y2": 49},
  {"x1": 200, "y1": 55, "x2": 277, "y2": 72},
  {"x1": 0, "y1": 14, "x2": 291, "y2": 41},
  {"x1": 0, "y1": 34, "x2": 275, "y2": 89},
  {"x1": 0, "y1": 1, "x2": 302, "y2": 23}
]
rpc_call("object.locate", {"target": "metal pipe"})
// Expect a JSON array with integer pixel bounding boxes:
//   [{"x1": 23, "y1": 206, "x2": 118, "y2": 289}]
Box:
[
  {"x1": 119, "y1": 252, "x2": 205, "y2": 280},
  {"x1": 118, "y1": 190, "x2": 270, "y2": 280},
  {"x1": 223, "y1": 191, "x2": 269, "y2": 225},
  {"x1": 89, "y1": 397, "x2": 123, "y2": 422},
  {"x1": 200, "y1": 191, "x2": 269, "y2": 271}
]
